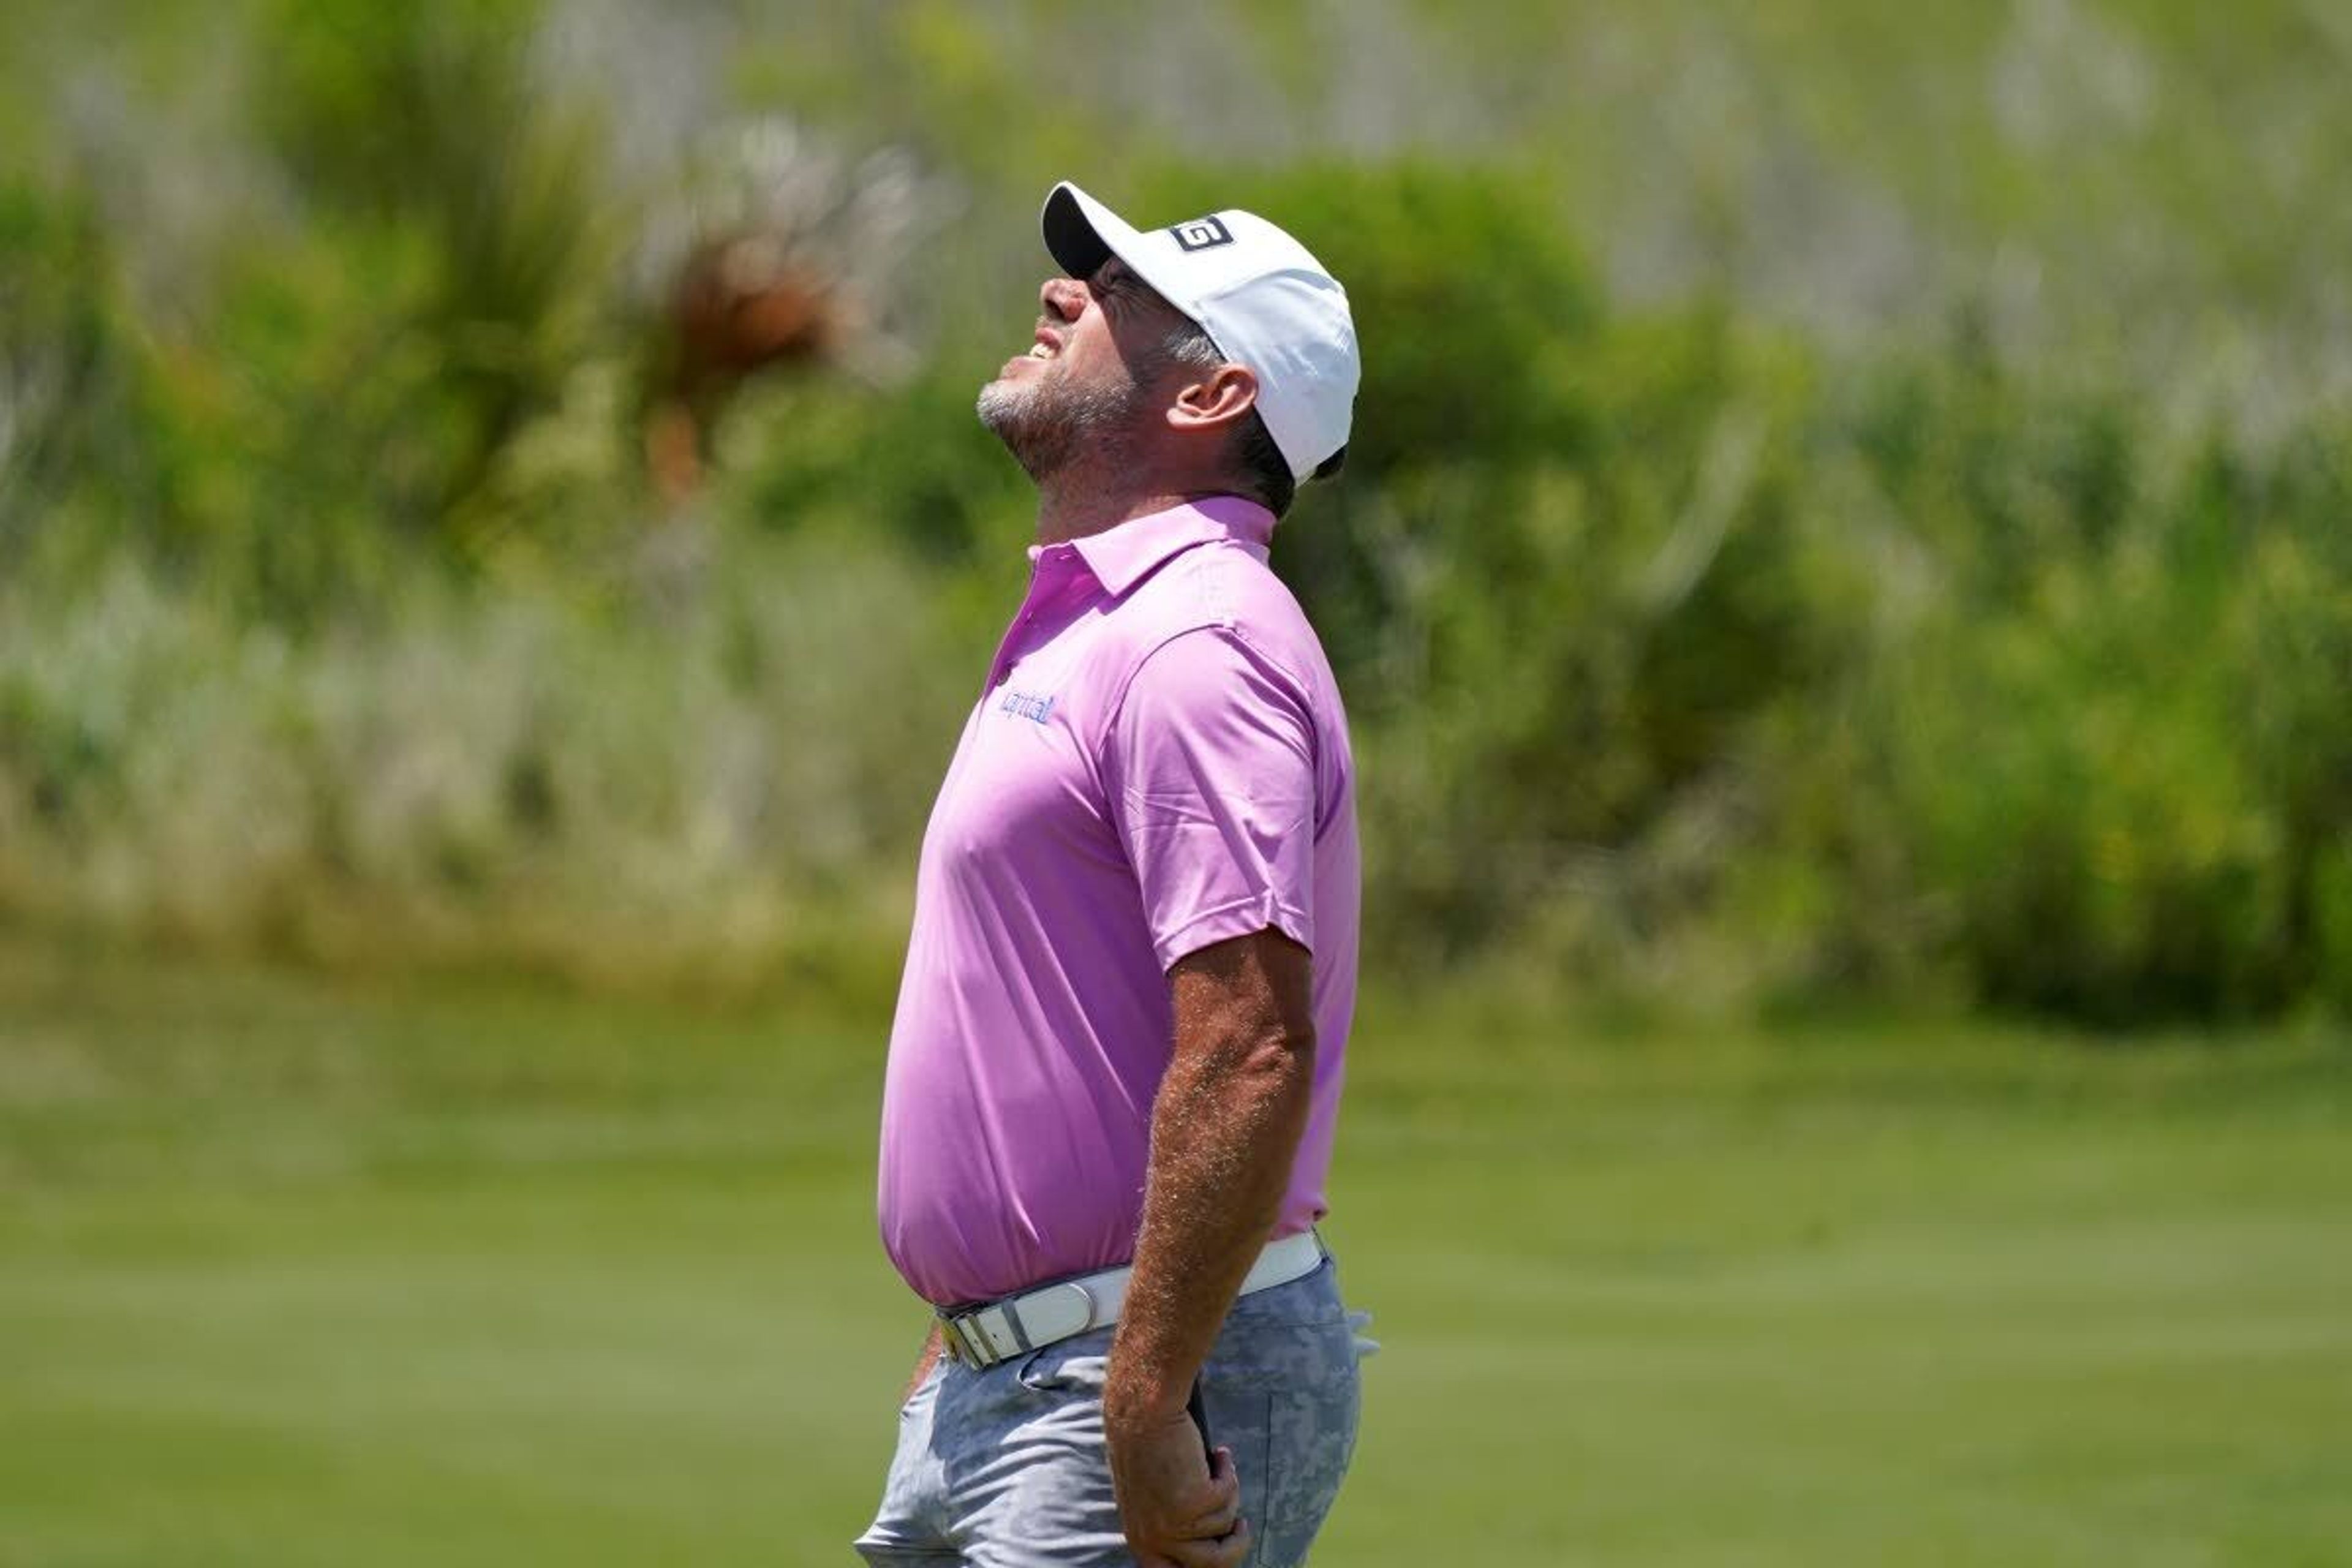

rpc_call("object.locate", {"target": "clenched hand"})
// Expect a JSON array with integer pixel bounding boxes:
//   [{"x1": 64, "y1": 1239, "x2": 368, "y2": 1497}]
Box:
[{"x1": 1106, "y1": 1406, "x2": 1250, "y2": 1568}]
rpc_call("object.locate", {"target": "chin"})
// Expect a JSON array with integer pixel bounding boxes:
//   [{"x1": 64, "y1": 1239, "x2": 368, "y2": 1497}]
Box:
[{"x1": 976, "y1": 377, "x2": 1030, "y2": 434}]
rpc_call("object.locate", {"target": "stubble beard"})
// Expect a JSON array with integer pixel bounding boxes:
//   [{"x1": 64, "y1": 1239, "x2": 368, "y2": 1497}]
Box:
[{"x1": 976, "y1": 363, "x2": 1140, "y2": 485}]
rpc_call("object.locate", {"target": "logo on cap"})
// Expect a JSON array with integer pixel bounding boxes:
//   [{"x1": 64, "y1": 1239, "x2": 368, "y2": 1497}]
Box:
[{"x1": 1169, "y1": 216, "x2": 1234, "y2": 252}]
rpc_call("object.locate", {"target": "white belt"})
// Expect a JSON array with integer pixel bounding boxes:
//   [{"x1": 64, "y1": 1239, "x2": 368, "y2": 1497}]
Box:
[{"x1": 937, "y1": 1230, "x2": 1325, "y2": 1371}]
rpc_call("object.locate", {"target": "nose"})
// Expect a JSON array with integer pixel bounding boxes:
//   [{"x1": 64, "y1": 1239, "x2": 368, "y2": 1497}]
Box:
[{"x1": 1040, "y1": 274, "x2": 1087, "y2": 322}]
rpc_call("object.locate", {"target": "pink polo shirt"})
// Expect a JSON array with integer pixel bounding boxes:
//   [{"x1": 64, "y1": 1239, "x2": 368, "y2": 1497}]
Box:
[{"x1": 876, "y1": 496, "x2": 1359, "y2": 1307}]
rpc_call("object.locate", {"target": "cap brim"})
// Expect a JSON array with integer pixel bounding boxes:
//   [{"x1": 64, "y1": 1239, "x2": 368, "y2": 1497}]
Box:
[
  {"x1": 1042, "y1": 182, "x2": 1129, "y2": 279},
  {"x1": 1043, "y1": 178, "x2": 1202, "y2": 312}
]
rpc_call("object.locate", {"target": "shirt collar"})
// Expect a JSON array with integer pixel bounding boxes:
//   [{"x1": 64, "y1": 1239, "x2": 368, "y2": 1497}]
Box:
[{"x1": 1033, "y1": 495, "x2": 1276, "y2": 598}]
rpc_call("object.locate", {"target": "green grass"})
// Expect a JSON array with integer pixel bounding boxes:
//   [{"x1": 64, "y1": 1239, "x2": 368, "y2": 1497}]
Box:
[{"x1": 2, "y1": 942, "x2": 2348, "y2": 1565}]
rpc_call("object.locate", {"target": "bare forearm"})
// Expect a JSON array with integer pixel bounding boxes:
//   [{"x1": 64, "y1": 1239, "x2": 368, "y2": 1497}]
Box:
[{"x1": 1105, "y1": 1031, "x2": 1313, "y2": 1431}]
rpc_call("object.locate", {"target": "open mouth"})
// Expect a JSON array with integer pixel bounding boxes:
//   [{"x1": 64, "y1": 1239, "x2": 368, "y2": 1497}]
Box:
[{"x1": 997, "y1": 326, "x2": 1061, "y2": 379}]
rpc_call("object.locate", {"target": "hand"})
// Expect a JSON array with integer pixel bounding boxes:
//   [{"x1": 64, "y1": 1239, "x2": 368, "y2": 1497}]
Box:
[{"x1": 1105, "y1": 1406, "x2": 1250, "y2": 1568}]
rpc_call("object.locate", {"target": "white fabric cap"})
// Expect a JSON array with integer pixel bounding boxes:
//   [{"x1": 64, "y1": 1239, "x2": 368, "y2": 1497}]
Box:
[{"x1": 1042, "y1": 181, "x2": 1358, "y2": 482}]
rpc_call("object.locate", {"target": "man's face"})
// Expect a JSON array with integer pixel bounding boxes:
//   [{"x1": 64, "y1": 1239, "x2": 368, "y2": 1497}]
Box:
[{"x1": 977, "y1": 258, "x2": 1178, "y2": 481}]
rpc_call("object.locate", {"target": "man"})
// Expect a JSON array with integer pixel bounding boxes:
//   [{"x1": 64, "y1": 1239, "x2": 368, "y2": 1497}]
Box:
[{"x1": 854, "y1": 181, "x2": 1366, "y2": 1568}]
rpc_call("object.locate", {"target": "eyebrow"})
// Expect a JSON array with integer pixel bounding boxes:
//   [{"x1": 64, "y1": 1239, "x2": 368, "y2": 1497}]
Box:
[{"x1": 1091, "y1": 258, "x2": 1180, "y2": 322}]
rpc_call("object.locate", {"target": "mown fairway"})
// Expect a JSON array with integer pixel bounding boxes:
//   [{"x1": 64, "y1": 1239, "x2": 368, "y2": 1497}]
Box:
[{"x1": 2, "y1": 944, "x2": 2348, "y2": 1566}]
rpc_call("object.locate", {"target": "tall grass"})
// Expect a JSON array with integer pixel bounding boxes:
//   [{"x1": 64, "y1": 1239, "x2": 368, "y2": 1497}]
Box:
[{"x1": 0, "y1": 534, "x2": 982, "y2": 1002}]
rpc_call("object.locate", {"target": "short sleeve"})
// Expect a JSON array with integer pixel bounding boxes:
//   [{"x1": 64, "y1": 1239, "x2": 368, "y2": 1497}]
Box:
[{"x1": 1102, "y1": 627, "x2": 1319, "y2": 971}]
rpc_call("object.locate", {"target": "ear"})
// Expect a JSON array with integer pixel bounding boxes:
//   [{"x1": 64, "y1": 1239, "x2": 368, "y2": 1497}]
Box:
[{"x1": 1164, "y1": 363, "x2": 1258, "y2": 435}]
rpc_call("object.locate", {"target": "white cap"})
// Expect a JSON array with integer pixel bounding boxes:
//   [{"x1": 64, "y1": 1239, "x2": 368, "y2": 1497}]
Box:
[{"x1": 1041, "y1": 181, "x2": 1357, "y2": 482}]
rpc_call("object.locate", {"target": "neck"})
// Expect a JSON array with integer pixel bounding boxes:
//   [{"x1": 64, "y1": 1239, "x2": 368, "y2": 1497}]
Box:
[
  {"x1": 1032, "y1": 481, "x2": 1202, "y2": 548},
  {"x1": 1031, "y1": 443, "x2": 1234, "y2": 546}
]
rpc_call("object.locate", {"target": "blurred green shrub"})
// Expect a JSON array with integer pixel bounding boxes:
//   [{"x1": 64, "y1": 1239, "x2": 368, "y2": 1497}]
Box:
[
  {"x1": 78, "y1": 1, "x2": 628, "y2": 624},
  {"x1": 1751, "y1": 363, "x2": 2352, "y2": 1024},
  {"x1": 0, "y1": 183, "x2": 151, "y2": 574}
]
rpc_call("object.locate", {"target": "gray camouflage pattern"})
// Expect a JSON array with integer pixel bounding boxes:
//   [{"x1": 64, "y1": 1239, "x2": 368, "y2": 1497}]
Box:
[{"x1": 854, "y1": 1257, "x2": 1366, "y2": 1567}]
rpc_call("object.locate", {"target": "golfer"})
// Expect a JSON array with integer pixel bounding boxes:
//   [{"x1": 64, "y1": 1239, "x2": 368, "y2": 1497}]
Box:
[{"x1": 855, "y1": 181, "x2": 1366, "y2": 1568}]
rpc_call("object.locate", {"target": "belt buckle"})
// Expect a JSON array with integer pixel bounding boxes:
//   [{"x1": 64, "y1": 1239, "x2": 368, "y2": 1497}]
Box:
[{"x1": 939, "y1": 1308, "x2": 988, "y2": 1369}]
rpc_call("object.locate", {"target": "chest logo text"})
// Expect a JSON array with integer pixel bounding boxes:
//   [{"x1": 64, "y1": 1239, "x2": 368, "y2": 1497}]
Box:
[{"x1": 998, "y1": 690, "x2": 1056, "y2": 724}]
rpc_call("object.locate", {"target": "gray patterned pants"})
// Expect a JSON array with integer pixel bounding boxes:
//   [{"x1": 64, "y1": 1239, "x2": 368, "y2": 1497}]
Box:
[{"x1": 854, "y1": 1257, "x2": 1363, "y2": 1567}]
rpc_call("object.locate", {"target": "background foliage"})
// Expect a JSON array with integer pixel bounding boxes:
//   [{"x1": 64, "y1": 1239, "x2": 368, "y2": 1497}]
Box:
[{"x1": 2, "y1": 0, "x2": 2348, "y2": 1025}]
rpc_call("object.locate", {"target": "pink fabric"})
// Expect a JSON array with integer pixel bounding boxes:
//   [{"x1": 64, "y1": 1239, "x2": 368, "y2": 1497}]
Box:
[{"x1": 878, "y1": 497, "x2": 1359, "y2": 1306}]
